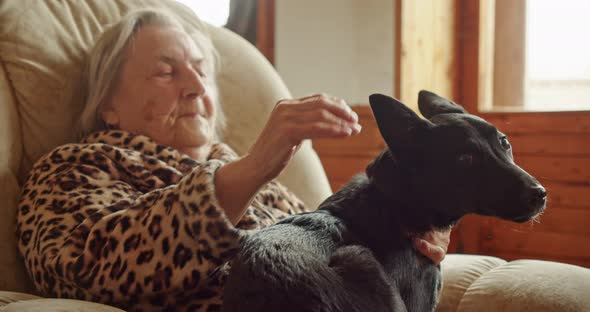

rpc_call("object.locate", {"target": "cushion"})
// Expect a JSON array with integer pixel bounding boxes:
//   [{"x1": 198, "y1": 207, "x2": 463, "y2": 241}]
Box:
[
  {"x1": 457, "y1": 259, "x2": 590, "y2": 312},
  {"x1": 0, "y1": 64, "x2": 31, "y2": 293},
  {"x1": 0, "y1": 291, "x2": 41, "y2": 307},
  {"x1": 437, "y1": 254, "x2": 507, "y2": 312},
  {"x1": 0, "y1": 298, "x2": 124, "y2": 312}
]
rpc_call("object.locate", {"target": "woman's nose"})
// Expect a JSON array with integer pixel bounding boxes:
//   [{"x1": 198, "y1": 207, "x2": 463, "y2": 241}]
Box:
[{"x1": 181, "y1": 68, "x2": 206, "y2": 99}]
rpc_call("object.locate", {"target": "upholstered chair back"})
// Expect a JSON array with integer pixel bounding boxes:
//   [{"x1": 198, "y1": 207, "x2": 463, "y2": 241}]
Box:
[{"x1": 0, "y1": 0, "x2": 331, "y2": 292}]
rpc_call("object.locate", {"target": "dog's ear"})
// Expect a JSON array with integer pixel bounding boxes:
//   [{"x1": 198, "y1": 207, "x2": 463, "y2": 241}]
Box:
[
  {"x1": 369, "y1": 93, "x2": 433, "y2": 155},
  {"x1": 366, "y1": 150, "x2": 398, "y2": 191},
  {"x1": 418, "y1": 90, "x2": 467, "y2": 119}
]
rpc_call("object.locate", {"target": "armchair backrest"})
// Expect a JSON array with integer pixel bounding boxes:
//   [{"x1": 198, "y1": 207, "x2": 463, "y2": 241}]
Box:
[{"x1": 0, "y1": 0, "x2": 331, "y2": 292}]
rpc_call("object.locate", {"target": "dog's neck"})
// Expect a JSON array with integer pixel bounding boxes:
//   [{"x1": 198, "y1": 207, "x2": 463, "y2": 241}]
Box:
[{"x1": 323, "y1": 150, "x2": 459, "y2": 252}]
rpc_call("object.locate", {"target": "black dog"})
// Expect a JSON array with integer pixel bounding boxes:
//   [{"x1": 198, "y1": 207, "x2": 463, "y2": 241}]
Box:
[{"x1": 222, "y1": 91, "x2": 547, "y2": 312}]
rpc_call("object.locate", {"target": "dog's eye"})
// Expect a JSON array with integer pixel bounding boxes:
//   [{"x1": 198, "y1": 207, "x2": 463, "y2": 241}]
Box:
[
  {"x1": 457, "y1": 153, "x2": 473, "y2": 167},
  {"x1": 500, "y1": 136, "x2": 511, "y2": 150}
]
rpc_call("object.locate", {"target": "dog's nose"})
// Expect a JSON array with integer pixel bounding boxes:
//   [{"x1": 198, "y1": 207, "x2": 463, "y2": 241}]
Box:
[{"x1": 528, "y1": 185, "x2": 547, "y2": 208}]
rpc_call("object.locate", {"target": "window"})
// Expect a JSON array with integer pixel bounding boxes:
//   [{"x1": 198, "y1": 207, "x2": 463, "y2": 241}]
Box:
[
  {"x1": 484, "y1": 0, "x2": 590, "y2": 112},
  {"x1": 175, "y1": 0, "x2": 260, "y2": 47},
  {"x1": 525, "y1": 0, "x2": 590, "y2": 111},
  {"x1": 175, "y1": 0, "x2": 230, "y2": 26}
]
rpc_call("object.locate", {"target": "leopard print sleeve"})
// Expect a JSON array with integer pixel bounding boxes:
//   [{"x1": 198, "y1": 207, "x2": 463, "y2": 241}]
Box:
[
  {"x1": 16, "y1": 140, "x2": 243, "y2": 308},
  {"x1": 256, "y1": 181, "x2": 310, "y2": 215}
]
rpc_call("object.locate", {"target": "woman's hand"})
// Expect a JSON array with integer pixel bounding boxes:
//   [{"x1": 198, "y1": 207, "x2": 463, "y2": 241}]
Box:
[
  {"x1": 216, "y1": 94, "x2": 361, "y2": 224},
  {"x1": 247, "y1": 94, "x2": 361, "y2": 182},
  {"x1": 413, "y1": 227, "x2": 452, "y2": 265}
]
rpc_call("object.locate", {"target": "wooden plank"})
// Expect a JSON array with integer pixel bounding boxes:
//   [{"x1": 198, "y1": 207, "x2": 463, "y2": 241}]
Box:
[
  {"x1": 314, "y1": 107, "x2": 384, "y2": 157},
  {"x1": 475, "y1": 0, "x2": 496, "y2": 111},
  {"x1": 456, "y1": 0, "x2": 481, "y2": 112},
  {"x1": 484, "y1": 207, "x2": 590, "y2": 236},
  {"x1": 543, "y1": 181, "x2": 590, "y2": 208},
  {"x1": 449, "y1": 215, "x2": 489, "y2": 254},
  {"x1": 481, "y1": 228, "x2": 590, "y2": 259},
  {"x1": 447, "y1": 229, "x2": 462, "y2": 254},
  {"x1": 397, "y1": 0, "x2": 457, "y2": 111},
  {"x1": 493, "y1": 0, "x2": 526, "y2": 108},
  {"x1": 508, "y1": 133, "x2": 590, "y2": 157},
  {"x1": 320, "y1": 156, "x2": 374, "y2": 182},
  {"x1": 314, "y1": 135, "x2": 383, "y2": 157},
  {"x1": 352, "y1": 106, "x2": 373, "y2": 117},
  {"x1": 394, "y1": 0, "x2": 401, "y2": 99},
  {"x1": 256, "y1": 0, "x2": 275, "y2": 64},
  {"x1": 330, "y1": 180, "x2": 352, "y2": 193},
  {"x1": 488, "y1": 251, "x2": 590, "y2": 269},
  {"x1": 530, "y1": 207, "x2": 590, "y2": 236},
  {"x1": 515, "y1": 155, "x2": 590, "y2": 184},
  {"x1": 482, "y1": 112, "x2": 590, "y2": 134}
]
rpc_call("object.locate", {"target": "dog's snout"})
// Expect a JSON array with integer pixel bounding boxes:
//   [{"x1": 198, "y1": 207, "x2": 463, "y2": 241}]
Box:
[
  {"x1": 506, "y1": 183, "x2": 547, "y2": 223},
  {"x1": 527, "y1": 185, "x2": 547, "y2": 209}
]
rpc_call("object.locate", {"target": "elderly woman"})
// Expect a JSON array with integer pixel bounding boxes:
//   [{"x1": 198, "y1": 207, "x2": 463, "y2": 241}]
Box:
[{"x1": 16, "y1": 9, "x2": 451, "y2": 311}]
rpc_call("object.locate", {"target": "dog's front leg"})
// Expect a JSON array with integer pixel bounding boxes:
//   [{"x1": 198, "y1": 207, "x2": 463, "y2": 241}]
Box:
[{"x1": 329, "y1": 245, "x2": 408, "y2": 312}]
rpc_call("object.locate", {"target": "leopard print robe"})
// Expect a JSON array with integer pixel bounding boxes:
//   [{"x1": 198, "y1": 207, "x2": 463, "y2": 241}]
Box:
[{"x1": 16, "y1": 130, "x2": 309, "y2": 311}]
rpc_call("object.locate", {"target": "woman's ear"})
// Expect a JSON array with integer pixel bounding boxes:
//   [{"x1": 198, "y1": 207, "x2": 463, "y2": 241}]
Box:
[{"x1": 101, "y1": 108, "x2": 120, "y2": 128}]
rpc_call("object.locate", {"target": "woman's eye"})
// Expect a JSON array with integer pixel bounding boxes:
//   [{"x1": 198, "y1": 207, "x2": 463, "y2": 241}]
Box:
[
  {"x1": 500, "y1": 136, "x2": 511, "y2": 150},
  {"x1": 194, "y1": 66, "x2": 207, "y2": 78},
  {"x1": 457, "y1": 153, "x2": 474, "y2": 167}
]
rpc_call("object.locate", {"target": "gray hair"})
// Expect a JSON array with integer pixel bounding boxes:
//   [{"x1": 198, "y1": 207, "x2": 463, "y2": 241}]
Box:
[{"x1": 77, "y1": 8, "x2": 225, "y2": 140}]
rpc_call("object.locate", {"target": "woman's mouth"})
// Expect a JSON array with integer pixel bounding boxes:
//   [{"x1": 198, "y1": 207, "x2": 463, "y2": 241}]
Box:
[
  {"x1": 180, "y1": 102, "x2": 208, "y2": 119},
  {"x1": 180, "y1": 113, "x2": 197, "y2": 118},
  {"x1": 180, "y1": 112, "x2": 205, "y2": 119}
]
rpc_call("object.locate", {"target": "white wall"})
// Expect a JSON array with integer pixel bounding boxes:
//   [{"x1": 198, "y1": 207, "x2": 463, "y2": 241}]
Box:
[{"x1": 275, "y1": 0, "x2": 394, "y2": 105}]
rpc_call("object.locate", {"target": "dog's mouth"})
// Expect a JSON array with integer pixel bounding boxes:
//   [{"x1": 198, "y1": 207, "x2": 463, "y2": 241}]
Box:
[
  {"x1": 477, "y1": 202, "x2": 546, "y2": 223},
  {"x1": 508, "y1": 205, "x2": 546, "y2": 223},
  {"x1": 512, "y1": 215, "x2": 530, "y2": 223},
  {"x1": 479, "y1": 185, "x2": 547, "y2": 223},
  {"x1": 512, "y1": 214, "x2": 536, "y2": 223}
]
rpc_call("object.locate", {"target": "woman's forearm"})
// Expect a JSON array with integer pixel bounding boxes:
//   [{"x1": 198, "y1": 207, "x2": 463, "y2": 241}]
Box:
[{"x1": 214, "y1": 155, "x2": 269, "y2": 225}]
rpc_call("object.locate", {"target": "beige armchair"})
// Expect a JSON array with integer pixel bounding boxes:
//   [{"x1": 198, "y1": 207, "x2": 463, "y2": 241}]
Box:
[{"x1": 0, "y1": 0, "x2": 588, "y2": 311}]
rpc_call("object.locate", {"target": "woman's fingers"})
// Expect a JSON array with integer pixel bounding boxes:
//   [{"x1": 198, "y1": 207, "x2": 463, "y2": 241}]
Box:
[
  {"x1": 283, "y1": 108, "x2": 361, "y2": 135},
  {"x1": 275, "y1": 94, "x2": 361, "y2": 140},
  {"x1": 248, "y1": 93, "x2": 362, "y2": 181},
  {"x1": 287, "y1": 121, "x2": 355, "y2": 140},
  {"x1": 413, "y1": 227, "x2": 452, "y2": 265},
  {"x1": 413, "y1": 238, "x2": 446, "y2": 265},
  {"x1": 278, "y1": 94, "x2": 358, "y2": 124}
]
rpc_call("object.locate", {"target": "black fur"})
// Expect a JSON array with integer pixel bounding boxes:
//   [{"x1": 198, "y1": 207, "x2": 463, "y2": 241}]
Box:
[{"x1": 222, "y1": 91, "x2": 547, "y2": 312}]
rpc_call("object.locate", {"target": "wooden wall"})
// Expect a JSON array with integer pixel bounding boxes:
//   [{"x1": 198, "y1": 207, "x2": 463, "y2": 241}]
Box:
[
  {"x1": 256, "y1": 0, "x2": 275, "y2": 64},
  {"x1": 395, "y1": 0, "x2": 456, "y2": 108}
]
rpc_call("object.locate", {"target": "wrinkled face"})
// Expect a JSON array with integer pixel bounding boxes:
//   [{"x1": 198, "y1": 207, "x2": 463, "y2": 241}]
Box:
[{"x1": 103, "y1": 25, "x2": 218, "y2": 156}]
